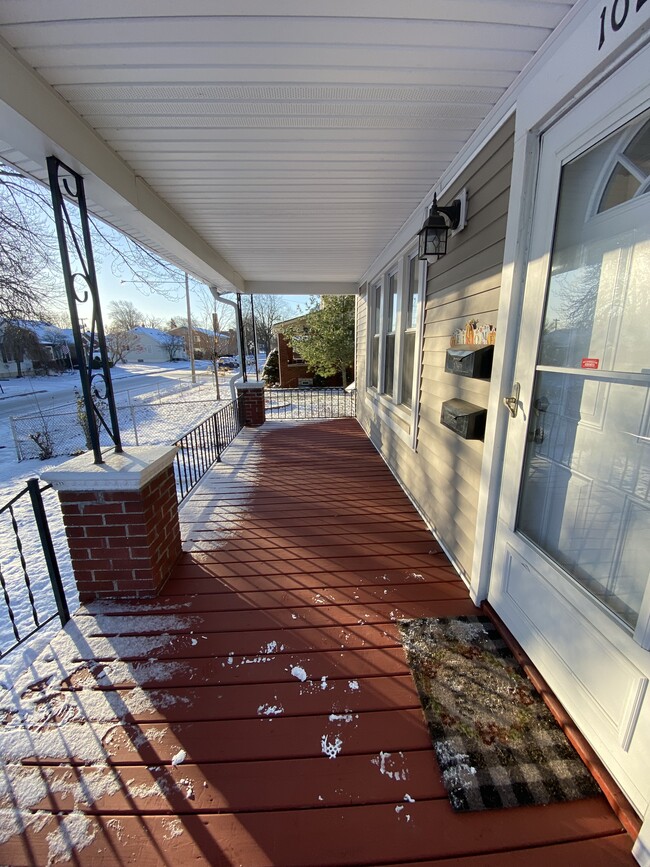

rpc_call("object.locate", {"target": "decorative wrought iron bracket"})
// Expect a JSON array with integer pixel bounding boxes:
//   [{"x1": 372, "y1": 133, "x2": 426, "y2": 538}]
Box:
[{"x1": 47, "y1": 156, "x2": 122, "y2": 463}]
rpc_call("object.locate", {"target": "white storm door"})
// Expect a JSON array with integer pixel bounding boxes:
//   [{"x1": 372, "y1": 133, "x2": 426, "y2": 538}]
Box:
[{"x1": 490, "y1": 78, "x2": 650, "y2": 816}]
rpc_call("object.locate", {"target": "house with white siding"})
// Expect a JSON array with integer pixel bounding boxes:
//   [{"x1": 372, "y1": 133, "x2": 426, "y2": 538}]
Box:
[{"x1": 121, "y1": 326, "x2": 188, "y2": 363}]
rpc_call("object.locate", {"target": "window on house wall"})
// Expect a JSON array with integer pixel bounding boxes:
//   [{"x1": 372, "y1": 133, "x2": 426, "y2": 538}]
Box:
[
  {"x1": 369, "y1": 283, "x2": 381, "y2": 389},
  {"x1": 382, "y1": 271, "x2": 398, "y2": 397},
  {"x1": 400, "y1": 254, "x2": 420, "y2": 408},
  {"x1": 367, "y1": 245, "x2": 423, "y2": 412}
]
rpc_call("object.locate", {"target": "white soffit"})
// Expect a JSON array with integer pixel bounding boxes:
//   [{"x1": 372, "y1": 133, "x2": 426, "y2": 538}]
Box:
[{"x1": 0, "y1": 1, "x2": 577, "y2": 287}]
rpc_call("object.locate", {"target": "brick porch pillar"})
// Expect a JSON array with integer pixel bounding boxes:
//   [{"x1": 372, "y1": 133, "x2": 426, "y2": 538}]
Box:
[
  {"x1": 236, "y1": 381, "x2": 266, "y2": 426},
  {"x1": 42, "y1": 446, "x2": 181, "y2": 602}
]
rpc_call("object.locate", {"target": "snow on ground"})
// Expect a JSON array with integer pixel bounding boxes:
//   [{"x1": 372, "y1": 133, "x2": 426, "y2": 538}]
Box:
[{"x1": 0, "y1": 361, "x2": 240, "y2": 675}]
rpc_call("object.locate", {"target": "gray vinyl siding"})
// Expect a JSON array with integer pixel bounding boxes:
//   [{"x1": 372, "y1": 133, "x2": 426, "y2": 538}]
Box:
[{"x1": 357, "y1": 115, "x2": 515, "y2": 583}]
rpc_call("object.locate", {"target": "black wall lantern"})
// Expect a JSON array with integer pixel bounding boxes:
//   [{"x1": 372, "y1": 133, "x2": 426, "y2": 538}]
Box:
[{"x1": 418, "y1": 192, "x2": 466, "y2": 263}]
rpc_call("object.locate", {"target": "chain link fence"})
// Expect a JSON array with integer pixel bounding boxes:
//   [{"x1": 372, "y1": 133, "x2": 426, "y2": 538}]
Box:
[{"x1": 10, "y1": 379, "x2": 227, "y2": 460}]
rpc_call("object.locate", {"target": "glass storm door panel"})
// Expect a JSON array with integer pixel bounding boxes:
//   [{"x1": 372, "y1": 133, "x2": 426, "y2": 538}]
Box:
[{"x1": 517, "y1": 111, "x2": 650, "y2": 631}]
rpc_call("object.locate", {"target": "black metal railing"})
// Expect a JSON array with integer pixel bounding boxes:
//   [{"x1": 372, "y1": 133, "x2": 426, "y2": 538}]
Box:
[
  {"x1": 0, "y1": 479, "x2": 71, "y2": 660},
  {"x1": 174, "y1": 397, "x2": 244, "y2": 502},
  {"x1": 265, "y1": 387, "x2": 356, "y2": 419}
]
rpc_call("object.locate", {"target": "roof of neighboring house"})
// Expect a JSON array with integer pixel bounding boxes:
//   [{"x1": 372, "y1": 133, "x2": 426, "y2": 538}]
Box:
[
  {"x1": 129, "y1": 326, "x2": 179, "y2": 345},
  {"x1": 0, "y1": 319, "x2": 73, "y2": 344},
  {"x1": 169, "y1": 326, "x2": 230, "y2": 339},
  {"x1": 273, "y1": 312, "x2": 312, "y2": 333}
]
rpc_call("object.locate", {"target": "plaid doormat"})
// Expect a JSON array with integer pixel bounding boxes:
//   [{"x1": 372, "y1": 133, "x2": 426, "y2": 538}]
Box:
[{"x1": 398, "y1": 615, "x2": 601, "y2": 811}]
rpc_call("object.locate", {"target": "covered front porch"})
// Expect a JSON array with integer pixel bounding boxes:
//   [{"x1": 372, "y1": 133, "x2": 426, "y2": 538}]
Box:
[{"x1": 0, "y1": 419, "x2": 636, "y2": 865}]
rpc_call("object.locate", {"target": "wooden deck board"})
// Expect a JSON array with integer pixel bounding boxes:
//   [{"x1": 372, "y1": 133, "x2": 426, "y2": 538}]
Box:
[{"x1": 0, "y1": 420, "x2": 636, "y2": 865}]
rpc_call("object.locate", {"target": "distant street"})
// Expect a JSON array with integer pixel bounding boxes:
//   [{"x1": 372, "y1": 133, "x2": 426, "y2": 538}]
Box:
[{"x1": 0, "y1": 365, "x2": 215, "y2": 421}]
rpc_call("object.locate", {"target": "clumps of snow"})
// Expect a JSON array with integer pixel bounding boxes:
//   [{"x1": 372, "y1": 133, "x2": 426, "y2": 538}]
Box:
[
  {"x1": 320, "y1": 676, "x2": 328, "y2": 691},
  {"x1": 348, "y1": 680, "x2": 359, "y2": 691},
  {"x1": 1, "y1": 722, "x2": 117, "y2": 765},
  {"x1": 240, "y1": 654, "x2": 273, "y2": 666},
  {"x1": 258, "y1": 640, "x2": 284, "y2": 654},
  {"x1": 191, "y1": 639, "x2": 198, "y2": 646},
  {"x1": 258, "y1": 702, "x2": 284, "y2": 717},
  {"x1": 116, "y1": 724, "x2": 168, "y2": 752},
  {"x1": 179, "y1": 778, "x2": 195, "y2": 800},
  {"x1": 161, "y1": 817, "x2": 184, "y2": 840},
  {"x1": 404, "y1": 794, "x2": 415, "y2": 803},
  {"x1": 448, "y1": 619, "x2": 488, "y2": 642},
  {"x1": 290, "y1": 665, "x2": 308, "y2": 682},
  {"x1": 371, "y1": 751, "x2": 409, "y2": 781},
  {"x1": 328, "y1": 713, "x2": 355, "y2": 724},
  {"x1": 435, "y1": 741, "x2": 477, "y2": 807},
  {"x1": 0, "y1": 808, "x2": 51, "y2": 846},
  {"x1": 395, "y1": 804, "x2": 404, "y2": 813},
  {"x1": 127, "y1": 775, "x2": 176, "y2": 801},
  {"x1": 0, "y1": 765, "x2": 125, "y2": 812},
  {"x1": 321, "y1": 735, "x2": 343, "y2": 760},
  {"x1": 408, "y1": 572, "x2": 425, "y2": 582},
  {"x1": 46, "y1": 811, "x2": 97, "y2": 864},
  {"x1": 171, "y1": 749, "x2": 186, "y2": 766},
  {"x1": 106, "y1": 817, "x2": 125, "y2": 841}
]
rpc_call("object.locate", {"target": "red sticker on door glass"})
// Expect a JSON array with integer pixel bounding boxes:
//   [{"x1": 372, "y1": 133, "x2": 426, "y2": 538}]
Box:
[{"x1": 581, "y1": 358, "x2": 599, "y2": 369}]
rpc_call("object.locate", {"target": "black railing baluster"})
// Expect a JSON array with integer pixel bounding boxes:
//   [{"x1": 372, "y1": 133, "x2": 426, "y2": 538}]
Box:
[
  {"x1": 9, "y1": 504, "x2": 39, "y2": 629},
  {"x1": 0, "y1": 561, "x2": 20, "y2": 643},
  {"x1": 27, "y1": 480, "x2": 70, "y2": 628},
  {"x1": 1, "y1": 480, "x2": 71, "y2": 659},
  {"x1": 173, "y1": 398, "x2": 245, "y2": 503},
  {"x1": 264, "y1": 388, "x2": 355, "y2": 421}
]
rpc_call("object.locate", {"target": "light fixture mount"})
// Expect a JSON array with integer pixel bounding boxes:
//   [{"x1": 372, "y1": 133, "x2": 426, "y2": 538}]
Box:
[{"x1": 418, "y1": 190, "x2": 467, "y2": 263}]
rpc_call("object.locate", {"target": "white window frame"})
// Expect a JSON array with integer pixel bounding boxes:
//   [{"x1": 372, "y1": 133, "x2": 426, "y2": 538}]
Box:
[{"x1": 365, "y1": 243, "x2": 425, "y2": 444}]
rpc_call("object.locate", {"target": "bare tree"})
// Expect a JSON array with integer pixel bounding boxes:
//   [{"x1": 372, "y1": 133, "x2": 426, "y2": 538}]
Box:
[
  {"x1": 0, "y1": 166, "x2": 61, "y2": 322},
  {"x1": 242, "y1": 294, "x2": 290, "y2": 354},
  {"x1": 106, "y1": 331, "x2": 133, "y2": 364},
  {"x1": 0, "y1": 322, "x2": 49, "y2": 377},
  {"x1": 143, "y1": 314, "x2": 164, "y2": 330},
  {"x1": 160, "y1": 332, "x2": 185, "y2": 361},
  {"x1": 108, "y1": 299, "x2": 144, "y2": 332},
  {"x1": 1, "y1": 159, "x2": 184, "y2": 330}
]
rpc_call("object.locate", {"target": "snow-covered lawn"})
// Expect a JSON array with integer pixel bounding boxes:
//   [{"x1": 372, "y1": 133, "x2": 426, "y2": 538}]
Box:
[{"x1": 0, "y1": 361, "x2": 237, "y2": 672}]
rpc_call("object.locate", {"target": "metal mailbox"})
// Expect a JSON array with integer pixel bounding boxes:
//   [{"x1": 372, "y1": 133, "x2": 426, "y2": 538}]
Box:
[
  {"x1": 445, "y1": 344, "x2": 493, "y2": 379},
  {"x1": 440, "y1": 398, "x2": 486, "y2": 440}
]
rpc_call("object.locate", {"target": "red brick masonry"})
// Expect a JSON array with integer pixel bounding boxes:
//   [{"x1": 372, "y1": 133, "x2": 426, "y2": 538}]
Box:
[
  {"x1": 237, "y1": 382, "x2": 266, "y2": 426},
  {"x1": 59, "y1": 464, "x2": 181, "y2": 601}
]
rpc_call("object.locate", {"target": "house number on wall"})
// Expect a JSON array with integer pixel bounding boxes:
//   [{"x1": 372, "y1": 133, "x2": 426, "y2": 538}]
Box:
[{"x1": 599, "y1": 0, "x2": 648, "y2": 49}]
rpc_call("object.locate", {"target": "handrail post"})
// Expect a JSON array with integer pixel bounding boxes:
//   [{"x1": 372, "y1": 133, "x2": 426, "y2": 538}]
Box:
[{"x1": 26, "y1": 478, "x2": 70, "y2": 627}]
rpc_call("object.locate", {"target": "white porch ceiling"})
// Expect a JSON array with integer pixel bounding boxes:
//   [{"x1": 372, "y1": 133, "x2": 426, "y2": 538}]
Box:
[{"x1": 0, "y1": 1, "x2": 577, "y2": 291}]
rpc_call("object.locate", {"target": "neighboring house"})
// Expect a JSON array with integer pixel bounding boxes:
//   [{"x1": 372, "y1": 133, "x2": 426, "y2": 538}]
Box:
[
  {"x1": 0, "y1": 319, "x2": 75, "y2": 377},
  {"x1": 121, "y1": 326, "x2": 188, "y2": 363},
  {"x1": 355, "y1": 27, "x2": 650, "y2": 832},
  {"x1": 168, "y1": 325, "x2": 234, "y2": 359},
  {"x1": 274, "y1": 314, "x2": 351, "y2": 388}
]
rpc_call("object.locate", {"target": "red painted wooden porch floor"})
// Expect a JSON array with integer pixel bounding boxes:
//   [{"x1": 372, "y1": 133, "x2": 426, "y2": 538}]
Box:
[{"x1": 0, "y1": 420, "x2": 637, "y2": 865}]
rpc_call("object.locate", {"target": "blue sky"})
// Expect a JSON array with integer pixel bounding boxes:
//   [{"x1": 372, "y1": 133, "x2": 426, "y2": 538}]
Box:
[{"x1": 95, "y1": 257, "x2": 311, "y2": 329}]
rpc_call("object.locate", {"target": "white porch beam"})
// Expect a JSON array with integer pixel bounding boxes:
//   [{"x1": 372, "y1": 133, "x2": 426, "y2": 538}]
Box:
[
  {"x1": 0, "y1": 34, "x2": 244, "y2": 293},
  {"x1": 244, "y1": 281, "x2": 359, "y2": 296}
]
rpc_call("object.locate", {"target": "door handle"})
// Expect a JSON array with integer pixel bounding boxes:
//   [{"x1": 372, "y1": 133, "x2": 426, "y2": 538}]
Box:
[{"x1": 503, "y1": 382, "x2": 520, "y2": 418}]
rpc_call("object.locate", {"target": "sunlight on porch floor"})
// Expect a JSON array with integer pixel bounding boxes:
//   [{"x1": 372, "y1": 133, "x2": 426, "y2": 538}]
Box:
[{"x1": 0, "y1": 420, "x2": 637, "y2": 865}]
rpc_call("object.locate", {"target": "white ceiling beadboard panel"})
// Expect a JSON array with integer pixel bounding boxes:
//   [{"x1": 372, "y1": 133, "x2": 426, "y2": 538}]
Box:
[{"x1": 0, "y1": 2, "x2": 577, "y2": 283}]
